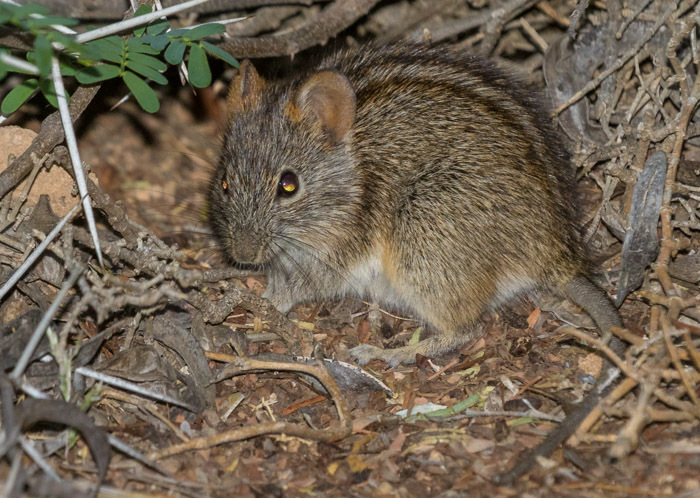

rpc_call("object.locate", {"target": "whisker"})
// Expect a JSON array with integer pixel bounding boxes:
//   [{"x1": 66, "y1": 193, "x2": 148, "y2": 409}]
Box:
[
  {"x1": 137, "y1": 208, "x2": 206, "y2": 220},
  {"x1": 132, "y1": 209, "x2": 208, "y2": 223},
  {"x1": 202, "y1": 252, "x2": 224, "y2": 265},
  {"x1": 160, "y1": 232, "x2": 217, "y2": 240},
  {"x1": 271, "y1": 240, "x2": 322, "y2": 299},
  {"x1": 192, "y1": 241, "x2": 221, "y2": 249},
  {"x1": 273, "y1": 234, "x2": 361, "y2": 299},
  {"x1": 122, "y1": 187, "x2": 205, "y2": 205},
  {"x1": 174, "y1": 150, "x2": 217, "y2": 172},
  {"x1": 146, "y1": 204, "x2": 208, "y2": 216},
  {"x1": 275, "y1": 234, "x2": 346, "y2": 274},
  {"x1": 275, "y1": 233, "x2": 336, "y2": 262}
]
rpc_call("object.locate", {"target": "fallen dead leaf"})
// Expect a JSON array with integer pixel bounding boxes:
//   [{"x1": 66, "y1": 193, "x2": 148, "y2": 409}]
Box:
[{"x1": 527, "y1": 308, "x2": 542, "y2": 328}]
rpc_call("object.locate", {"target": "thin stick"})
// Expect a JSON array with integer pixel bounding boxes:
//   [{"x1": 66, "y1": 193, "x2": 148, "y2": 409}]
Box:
[
  {"x1": 50, "y1": 57, "x2": 103, "y2": 267},
  {"x1": 149, "y1": 357, "x2": 351, "y2": 459}
]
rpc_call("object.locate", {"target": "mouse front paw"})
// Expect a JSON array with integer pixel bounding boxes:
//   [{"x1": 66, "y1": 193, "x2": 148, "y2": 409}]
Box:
[
  {"x1": 350, "y1": 344, "x2": 405, "y2": 368},
  {"x1": 261, "y1": 287, "x2": 294, "y2": 314}
]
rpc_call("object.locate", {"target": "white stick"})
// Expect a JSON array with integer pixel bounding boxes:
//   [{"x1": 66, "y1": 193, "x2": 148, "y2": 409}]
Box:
[
  {"x1": 50, "y1": 57, "x2": 104, "y2": 266},
  {"x1": 74, "y1": 0, "x2": 211, "y2": 43}
]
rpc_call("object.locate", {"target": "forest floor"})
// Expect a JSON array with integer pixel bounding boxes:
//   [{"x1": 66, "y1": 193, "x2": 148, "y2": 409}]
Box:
[{"x1": 1, "y1": 1, "x2": 699, "y2": 497}]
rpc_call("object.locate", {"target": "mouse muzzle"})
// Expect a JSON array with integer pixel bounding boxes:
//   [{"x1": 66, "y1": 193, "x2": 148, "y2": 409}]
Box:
[{"x1": 228, "y1": 233, "x2": 267, "y2": 265}]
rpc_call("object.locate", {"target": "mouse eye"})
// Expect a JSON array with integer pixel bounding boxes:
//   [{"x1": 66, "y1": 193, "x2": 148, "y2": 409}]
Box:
[
  {"x1": 221, "y1": 179, "x2": 229, "y2": 192},
  {"x1": 277, "y1": 171, "x2": 299, "y2": 198}
]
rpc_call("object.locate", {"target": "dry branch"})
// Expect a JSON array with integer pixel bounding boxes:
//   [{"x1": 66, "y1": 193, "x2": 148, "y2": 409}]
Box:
[{"x1": 220, "y1": 0, "x2": 381, "y2": 58}]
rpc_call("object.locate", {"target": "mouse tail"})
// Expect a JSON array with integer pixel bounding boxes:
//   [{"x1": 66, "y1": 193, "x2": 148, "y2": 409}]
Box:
[
  {"x1": 565, "y1": 275, "x2": 622, "y2": 333},
  {"x1": 495, "y1": 276, "x2": 625, "y2": 484}
]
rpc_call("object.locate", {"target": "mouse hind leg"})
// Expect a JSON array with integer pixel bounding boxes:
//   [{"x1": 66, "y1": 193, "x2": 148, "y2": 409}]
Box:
[
  {"x1": 350, "y1": 280, "x2": 489, "y2": 367},
  {"x1": 350, "y1": 322, "x2": 484, "y2": 367},
  {"x1": 349, "y1": 237, "x2": 494, "y2": 366}
]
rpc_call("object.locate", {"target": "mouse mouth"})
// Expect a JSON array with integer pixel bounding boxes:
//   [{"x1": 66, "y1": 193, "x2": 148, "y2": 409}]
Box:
[{"x1": 229, "y1": 260, "x2": 265, "y2": 272}]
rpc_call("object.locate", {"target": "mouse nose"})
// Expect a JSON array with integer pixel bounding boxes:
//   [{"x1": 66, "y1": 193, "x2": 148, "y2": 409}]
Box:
[{"x1": 231, "y1": 235, "x2": 264, "y2": 264}]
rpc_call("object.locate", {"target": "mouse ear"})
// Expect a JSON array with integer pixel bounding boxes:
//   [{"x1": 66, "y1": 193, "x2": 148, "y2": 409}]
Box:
[
  {"x1": 294, "y1": 71, "x2": 356, "y2": 143},
  {"x1": 226, "y1": 60, "x2": 264, "y2": 117}
]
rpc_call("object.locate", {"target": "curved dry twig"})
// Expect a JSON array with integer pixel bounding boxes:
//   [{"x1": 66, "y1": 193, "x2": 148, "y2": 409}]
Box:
[{"x1": 148, "y1": 356, "x2": 352, "y2": 460}]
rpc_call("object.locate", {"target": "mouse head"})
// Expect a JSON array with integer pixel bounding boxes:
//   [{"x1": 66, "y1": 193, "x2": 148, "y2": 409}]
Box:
[{"x1": 209, "y1": 60, "x2": 363, "y2": 268}]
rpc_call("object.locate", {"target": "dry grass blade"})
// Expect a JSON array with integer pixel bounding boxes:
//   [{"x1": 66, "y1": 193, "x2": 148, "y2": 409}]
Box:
[{"x1": 75, "y1": 367, "x2": 199, "y2": 411}]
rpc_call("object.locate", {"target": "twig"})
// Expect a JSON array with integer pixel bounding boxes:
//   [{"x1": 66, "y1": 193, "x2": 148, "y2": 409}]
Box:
[
  {"x1": 617, "y1": 0, "x2": 654, "y2": 39},
  {"x1": 0, "y1": 52, "x2": 39, "y2": 74},
  {"x1": 184, "y1": 287, "x2": 303, "y2": 353},
  {"x1": 102, "y1": 389, "x2": 190, "y2": 443},
  {"x1": 18, "y1": 437, "x2": 61, "y2": 482},
  {"x1": 609, "y1": 374, "x2": 657, "y2": 459},
  {"x1": 655, "y1": 21, "x2": 700, "y2": 297},
  {"x1": 661, "y1": 315, "x2": 700, "y2": 408},
  {"x1": 425, "y1": 0, "x2": 538, "y2": 44},
  {"x1": 572, "y1": 376, "x2": 639, "y2": 443},
  {"x1": 519, "y1": 17, "x2": 548, "y2": 52},
  {"x1": 149, "y1": 357, "x2": 351, "y2": 459},
  {"x1": 220, "y1": 0, "x2": 381, "y2": 58},
  {"x1": 1, "y1": 152, "x2": 48, "y2": 231},
  {"x1": 0, "y1": 199, "x2": 82, "y2": 302},
  {"x1": 553, "y1": 2, "x2": 678, "y2": 115}
]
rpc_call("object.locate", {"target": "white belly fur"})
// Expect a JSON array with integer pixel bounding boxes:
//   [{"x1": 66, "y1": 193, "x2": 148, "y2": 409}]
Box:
[{"x1": 341, "y1": 254, "x2": 405, "y2": 308}]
